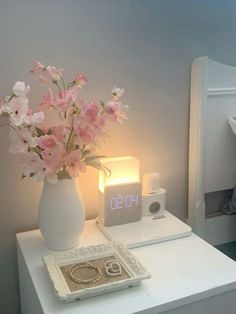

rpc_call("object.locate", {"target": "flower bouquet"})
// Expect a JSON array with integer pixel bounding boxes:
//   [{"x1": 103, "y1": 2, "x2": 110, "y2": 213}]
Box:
[
  {"x1": 0, "y1": 61, "x2": 128, "y2": 183},
  {"x1": 0, "y1": 61, "x2": 128, "y2": 249}
]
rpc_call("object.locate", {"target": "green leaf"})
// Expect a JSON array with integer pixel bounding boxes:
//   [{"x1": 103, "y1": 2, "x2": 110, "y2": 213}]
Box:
[
  {"x1": 86, "y1": 159, "x2": 111, "y2": 177},
  {"x1": 35, "y1": 127, "x2": 45, "y2": 137},
  {"x1": 82, "y1": 149, "x2": 90, "y2": 157},
  {"x1": 84, "y1": 155, "x2": 107, "y2": 162},
  {"x1": 57, "y1": 169, "x2": 71, "y2": 180},
  {"x1": 99, "y1": 100, "x2": 105, "y2": 108}
]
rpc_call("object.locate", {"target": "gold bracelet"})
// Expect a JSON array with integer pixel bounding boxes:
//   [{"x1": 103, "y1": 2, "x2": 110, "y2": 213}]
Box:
[{"x1": 69, "y1": 262, "x2": 101, "y2": 284}]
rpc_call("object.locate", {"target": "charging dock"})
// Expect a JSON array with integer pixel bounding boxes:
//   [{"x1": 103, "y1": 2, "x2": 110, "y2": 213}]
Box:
[{"x1": 97, "y1": 211, "x2": 192, "y2": 248}]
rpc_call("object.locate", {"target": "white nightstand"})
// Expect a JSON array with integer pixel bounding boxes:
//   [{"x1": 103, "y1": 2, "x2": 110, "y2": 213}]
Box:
[{"x1": 17, "y1": 216, "x2": 236, "y2": 314}]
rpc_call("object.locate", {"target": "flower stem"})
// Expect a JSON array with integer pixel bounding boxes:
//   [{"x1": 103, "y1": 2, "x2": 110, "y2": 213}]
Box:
[
  {"x1": 54, "y1": 81, "x2": 62, "y2": 92},
  {"x1": 66, "y1": 123, "x2": 74, "y2": 152},
  {"x1": 60, "y1": 75, "x2": 66, "y2": 91}
]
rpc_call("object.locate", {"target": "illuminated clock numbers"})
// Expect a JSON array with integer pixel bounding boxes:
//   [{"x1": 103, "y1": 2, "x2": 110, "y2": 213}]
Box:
[{"x1": 110, "y1": 193, "x2": 139, "y2": 210}]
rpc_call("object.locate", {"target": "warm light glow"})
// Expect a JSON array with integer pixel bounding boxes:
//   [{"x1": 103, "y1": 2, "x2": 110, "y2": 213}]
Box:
[{"x1": 99, "y1": 156, "x2": 140, "y2": 193}]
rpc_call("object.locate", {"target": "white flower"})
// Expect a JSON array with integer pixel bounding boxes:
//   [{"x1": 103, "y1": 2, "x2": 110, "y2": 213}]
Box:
[
  {"x1": 13, "y1": 81, "x2": 30, "y2": 97},
  {"x1": 26, "y1": 111, "x2": 44, "y2": 125},
  {"x1": 46, "y1": 66, "x2": 63, "y2": 82},
  {"x1": 33, "y1": 163, "x2": 58, "y2": 184},
  {"x1": 19, "y1": 152, "x2": 43, "y2": 176},
  {"x1": 5, "y1": 96, "x2": 29, "y2": 126},
  {"x1": 19, "y1": 152, "x2": 58, "y2": 183},
  {"x1": 111, "y1": 86, "x2": 124, "y2": 99},
  {"x1": 0, "y1": 104, "x2": 9, "y2": 114},
  {"x1": 9, "y1": 128, "x2": 37, "y2": 154}
]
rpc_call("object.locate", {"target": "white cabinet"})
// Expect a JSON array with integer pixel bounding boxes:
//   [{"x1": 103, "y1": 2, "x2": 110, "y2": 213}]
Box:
[{"x1": 17, "y1": 218, "x2": 236, "y2": 314}]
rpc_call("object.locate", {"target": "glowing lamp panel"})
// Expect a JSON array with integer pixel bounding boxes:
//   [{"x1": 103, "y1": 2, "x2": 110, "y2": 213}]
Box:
[{"x1": 99, "y1": 156, "x2": 140, "y2": 193}]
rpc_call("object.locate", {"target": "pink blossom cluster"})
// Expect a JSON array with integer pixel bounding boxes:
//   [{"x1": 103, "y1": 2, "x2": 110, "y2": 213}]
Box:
[{"x1": 0, "y1": 61, "x2": 128, "y2": 183}]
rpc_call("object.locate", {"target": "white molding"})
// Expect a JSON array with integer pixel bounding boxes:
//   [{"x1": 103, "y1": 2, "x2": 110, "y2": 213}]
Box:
[
  {"x1": 188, "y1": 56, "x2": 208, "y2": 239},
  {"x1": 208, "y1": 87, "x2": 236, "y2": 96}
]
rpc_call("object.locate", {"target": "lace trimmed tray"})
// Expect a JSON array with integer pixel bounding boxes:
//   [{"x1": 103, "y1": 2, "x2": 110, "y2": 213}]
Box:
[{"x1": 43, "y1": 242, "x2": 151, "y2": 302}]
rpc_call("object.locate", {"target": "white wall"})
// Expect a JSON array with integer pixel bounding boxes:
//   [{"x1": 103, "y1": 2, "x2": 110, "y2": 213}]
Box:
[{"x1": 1, "y1": 0, "x2": 236, "y2": 313}]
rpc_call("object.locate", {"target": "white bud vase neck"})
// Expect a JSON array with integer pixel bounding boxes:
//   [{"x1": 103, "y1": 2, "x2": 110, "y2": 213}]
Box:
[{"x1": 38, "y1": 178, "x2": 85, "y2": 250}]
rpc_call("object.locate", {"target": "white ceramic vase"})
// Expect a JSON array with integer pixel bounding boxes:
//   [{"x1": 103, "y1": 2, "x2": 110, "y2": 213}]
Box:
[{"x1": 38, "y1": 178, "x2": 85, "y2": 250}]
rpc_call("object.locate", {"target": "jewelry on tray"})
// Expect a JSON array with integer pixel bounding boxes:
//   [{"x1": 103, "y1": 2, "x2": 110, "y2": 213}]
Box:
[
  {"x1": 104, "y1": 259, "x2": 122, "y2": 276},
  {"x1": 69, "y1": 262, "x2": 101, "y2": 284}
]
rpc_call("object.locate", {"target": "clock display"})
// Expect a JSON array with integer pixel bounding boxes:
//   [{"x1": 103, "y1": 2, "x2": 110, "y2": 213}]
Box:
[
  {"x1": 98, "y1": 182, "x2": 142, "y2": 226},
  {"x1": 110, "y1": 193, "x2": 139, "y2": 210}
]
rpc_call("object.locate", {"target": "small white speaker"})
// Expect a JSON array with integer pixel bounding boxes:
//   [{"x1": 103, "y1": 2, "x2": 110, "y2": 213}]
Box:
[{"x1": 142, "y1": 172, "x2": 166, "y2": 218}]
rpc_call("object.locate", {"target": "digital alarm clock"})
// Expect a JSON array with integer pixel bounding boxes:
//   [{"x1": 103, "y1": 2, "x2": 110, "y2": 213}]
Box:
[{"x1": 97, "y1": 156, "x2": 142, "y2": 227}]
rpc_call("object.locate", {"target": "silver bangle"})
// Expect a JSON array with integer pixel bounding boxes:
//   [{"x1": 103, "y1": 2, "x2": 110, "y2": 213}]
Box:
[
  {"x1": 69, "y1": 262, "x2": 101, "y2": 284},
  {"x1": 104, "y1": 259, "x2": 122, "y2": 277}
]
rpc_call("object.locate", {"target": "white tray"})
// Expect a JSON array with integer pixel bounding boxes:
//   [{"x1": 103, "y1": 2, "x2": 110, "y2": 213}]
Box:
[{"x1": 43, "y1": 242, "x2": 151, "y2": 302}]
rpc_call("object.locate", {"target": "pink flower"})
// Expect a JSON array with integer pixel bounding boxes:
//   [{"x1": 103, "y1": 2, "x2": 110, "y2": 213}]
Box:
[
  {"x1": 79, "y1": 126, "x2": 94, "y2": 144},
  {"x1": 104, "y1": 100, "x2": 128, "y2": 123},
  {"x1": 30, "y1": 61, "x2": 45, "y2": 75},
  {"x1": 74, "y1": 120, "x2": 95, "y2": 145},
  {"x1": 36, "y1": 135, "x2": 58, "y2": 149},
  {"x1": 65, "y1": 150, "x2": 86, "y2": 177},
  {"x1": 54, "y1": 90, "x2": 73, "y2": 112},
  {"x1": 74, "y1": 73, "x2": 88, "y2": 86},
  {"x1": 38, "y1": 71, "x2": 52, "y2": 86},
  {"x1": 39, "y1": 66, "x2": 64, "y2": 86},
  {"x1": 41, "y1": 147, "x2": 63, "y2": 172},
  {"x1": 84, "y1": 101, "x2": 99, "y2": 123},
  {"x1": 31, "y1": 61, "x2": 64, "y2": 86},
  {"x1": 5, "y1": 97, "x2": 29, "y2": 126},
  {"x1": 9, "y1": 128, "x2": 37, "y2": 154},
  {"x1": 50, "y1": 125, "x2": 70, "y2": 143},
  {"x1": 94, "y1": 115, "x2": 106, "y2": 128},
  {"x1": 13, "y1": 81, "x2": 30, "y2": 97},
  {"x1": 38, "y1": 90, "x2": 54, "y2": 111},
  {"x1": 80, "y1": 101, "x2": 106, "y2": 129}
]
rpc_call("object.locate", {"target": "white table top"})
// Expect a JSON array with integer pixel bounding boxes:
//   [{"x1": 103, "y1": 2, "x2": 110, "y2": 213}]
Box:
[{"x1": 16, "y1": 219, "x2": 236, "y2": 314}]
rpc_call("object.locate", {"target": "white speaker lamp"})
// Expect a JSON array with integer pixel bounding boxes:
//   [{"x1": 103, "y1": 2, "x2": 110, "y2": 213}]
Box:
[{"x1": 142, "y1": 172, "x2": 166, "y2": 219}]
